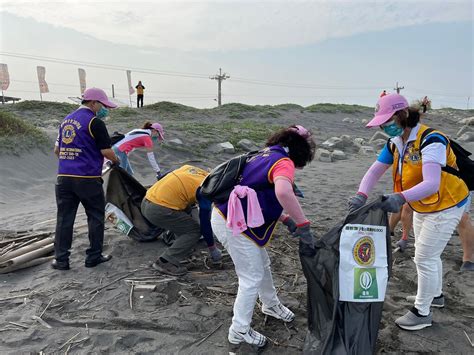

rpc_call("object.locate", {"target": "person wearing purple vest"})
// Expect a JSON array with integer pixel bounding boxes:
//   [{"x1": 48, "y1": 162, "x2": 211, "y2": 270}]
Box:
[
  {"x1": 52, "y1": 88, "x2": 119, "y2": 270},
  {"x1": 211, "y1": 125, "x2": 316, "y2": 348}
]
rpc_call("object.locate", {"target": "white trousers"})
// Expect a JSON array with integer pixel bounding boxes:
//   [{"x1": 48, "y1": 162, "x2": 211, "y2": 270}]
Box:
[
  {"x1": 211, "y1": 209, "x2": 280, "y2": 332},
  {"x1": 413, "y1": 206, "x2": 463, "y2": 315}
]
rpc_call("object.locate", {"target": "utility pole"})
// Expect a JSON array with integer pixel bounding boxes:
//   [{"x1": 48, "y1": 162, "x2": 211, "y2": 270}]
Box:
[
  {"x1": 394, "y1": 82, "x2": 404, "y2": 94},
  {"x1": 112, "y1": 84, "x2": 115, "y2": 98},
  {"x1": 210, "y1": 68, "x2": 230, "y2": 106},
  {"x1": 467, "y1": 96, "x2": 470, "y2": 110}
]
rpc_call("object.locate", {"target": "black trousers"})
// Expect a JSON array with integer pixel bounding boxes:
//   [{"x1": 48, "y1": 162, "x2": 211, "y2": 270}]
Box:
[
  {"x1": 54, "y1": 176, "x2": 105, "y2": 263},
  {"x1": 137, "y1": 94, "x2": 144, "y2": 107}
]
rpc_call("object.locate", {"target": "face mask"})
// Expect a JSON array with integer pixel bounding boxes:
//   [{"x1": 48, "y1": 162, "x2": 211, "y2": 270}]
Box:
[
  {"x1": 382, "y1": 121, "x2": 403, "y2": 137},
  {"x1": 96, "y1": 107, "x2": 109, "y2": 119}
]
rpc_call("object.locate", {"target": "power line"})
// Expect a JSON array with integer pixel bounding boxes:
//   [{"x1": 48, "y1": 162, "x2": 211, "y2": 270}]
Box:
[{"x1": 1, "y1": 51, "x2": 391, "y2": 91}]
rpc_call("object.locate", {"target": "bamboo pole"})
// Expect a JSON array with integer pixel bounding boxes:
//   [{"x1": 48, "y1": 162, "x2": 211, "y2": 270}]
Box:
[
  {"x1": 0, "y1": 244, "x2": 54, "y2": 270},
  {"x1": 0, "y1": 256, "x2": 53, "y2": 274},
  {"x1": 0, "y1": 237, "x2": 54, "y2": 263}
]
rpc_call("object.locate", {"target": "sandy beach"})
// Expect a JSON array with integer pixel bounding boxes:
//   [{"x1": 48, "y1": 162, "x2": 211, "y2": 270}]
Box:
[{"x1": 0, "y1": 102, "x2": 473, "y2": 354}]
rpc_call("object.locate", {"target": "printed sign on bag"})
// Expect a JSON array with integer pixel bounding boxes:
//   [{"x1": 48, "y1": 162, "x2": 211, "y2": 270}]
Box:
[{"x1": 339, "y1": 224, "x2": 388, "y2": 302}]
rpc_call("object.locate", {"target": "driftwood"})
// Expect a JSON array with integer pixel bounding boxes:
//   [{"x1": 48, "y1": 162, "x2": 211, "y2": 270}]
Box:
[
  {"x1": 0, "y1": 256, "x2": 54, "y2": 274},
  {"x1": 0, "y1": 237, "x2": 54, "y2": 263},
  {"x1": 0, "y1": 245, "x2": 54, "y2": 272}
]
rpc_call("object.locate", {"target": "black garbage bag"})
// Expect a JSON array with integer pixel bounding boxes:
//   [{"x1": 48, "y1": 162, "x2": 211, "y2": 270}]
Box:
[
  {"x1": 105, "y1": 166, "x2": 164, "y2": 242},
  {"x1": 300, "y1": 197, "x2": 392, "y2": 355}
]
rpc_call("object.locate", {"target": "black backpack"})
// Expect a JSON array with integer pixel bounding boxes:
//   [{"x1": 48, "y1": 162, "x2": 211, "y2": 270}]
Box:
[
  {"x1": 200, "y1": 150, "x2": 260, "y2": 203},
  {"x1": 110, "y1": 131, "x2": 125, "y2": 145},
  {"x1": 420, "y1": 128, "x2": 474, "y2": 191}
]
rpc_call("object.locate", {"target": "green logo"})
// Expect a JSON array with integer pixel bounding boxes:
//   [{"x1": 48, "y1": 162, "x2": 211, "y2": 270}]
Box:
[
  {"x1": 116, "y1": 220, "x2": 132, "y2": 235},
  {"x1": 354, "y1": 268, "x2": 378, "y2": 299}
]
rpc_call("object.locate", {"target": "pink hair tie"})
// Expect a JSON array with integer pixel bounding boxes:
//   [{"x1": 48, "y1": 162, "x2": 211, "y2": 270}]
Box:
[{"x1": 289, "y1": 125, "x2": 311, "y2": 138}]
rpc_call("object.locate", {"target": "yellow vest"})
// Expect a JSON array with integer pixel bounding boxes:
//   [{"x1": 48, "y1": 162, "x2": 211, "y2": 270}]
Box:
[
  {"x1": 136, "y1": 86, "x2": 144, "y2": 95},
  {"x1": 392, "y1": 125, "x2": 468, "y2": 213},
  {"x1": 145, "y1": 165, "x2": 209, "y2": 210}
]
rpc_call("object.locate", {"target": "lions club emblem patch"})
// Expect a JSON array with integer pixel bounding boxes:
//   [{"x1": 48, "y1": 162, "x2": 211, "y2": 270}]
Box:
[
  {"x1": 353, "y1": 236, "x2": 375, "y2": 266},
  {"x1": 62, "y1": 124, "x2": 76, "y2": 144}
]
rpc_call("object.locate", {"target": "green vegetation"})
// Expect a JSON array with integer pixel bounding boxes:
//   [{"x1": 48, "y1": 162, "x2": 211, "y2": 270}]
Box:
[
  {"x1": 165, "y1": 120, "x2": 282, "y2": 149},
  {"x1": 14, "y1": 100, "x2": 78, "y2": 115},
  {"x1": 144, "y1": 101, "x2": 198, "y2": 114},
  {"x1": 273, "y1": 103, "x2": 304, "y2": 111},
  {"x1": 305, "y1": 103, "x2": 371, "y2": 113},
  {"x1": 0, "y1": 111, "x2": 50, "y2": 154}
]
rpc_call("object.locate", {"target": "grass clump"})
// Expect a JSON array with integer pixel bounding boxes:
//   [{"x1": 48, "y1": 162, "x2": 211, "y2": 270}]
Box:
[
  {"x1": 166, "y1": 120, "x2": 282, "y2": 148},
  {"x1": 306, "y1": 103, "x2": 371, "y2": 113},
  {"x1": 15, "y1": 100, "x2": 78, "y2": 115},
  {"x1": 144, "y1": 101, "x2": 198, "y2": 114},
  {"x1": 273, "y1": 103, "x2": 304, "y2": 111},
  {"x1": 0, "y1": 111, "x2": 50, "y2": 154}
]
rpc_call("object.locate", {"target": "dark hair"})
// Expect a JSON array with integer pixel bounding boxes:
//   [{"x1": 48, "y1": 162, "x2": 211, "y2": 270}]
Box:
[
  {"x1": 81, "y1": 100, "x2": 91, "y2": 104},
  {"x1": 394, "y1": 108, "x2": 420, "y2": 128},
  {"x1": 142, "y1": 122, "x2": 153, "y2": 129},
  {"x1": 266, "y1": 128, "x2": 316, "y2": 168}
]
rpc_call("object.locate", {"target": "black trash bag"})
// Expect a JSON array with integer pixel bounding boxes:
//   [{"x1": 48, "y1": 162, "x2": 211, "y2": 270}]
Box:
[
  {"x1": 300, "y1": 197, "x2": 392, "y2": 355},
  {"x1": 105, "y1": 166, "x2": 164, "y2": 242}
]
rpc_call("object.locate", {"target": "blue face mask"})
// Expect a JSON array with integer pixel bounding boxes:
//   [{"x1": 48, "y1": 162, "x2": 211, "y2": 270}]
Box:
[
  {"x1": 96, "y1": 107, "x2": 109, "y2": 119},
  {"x1": 382, "y1": 121, "x2": 403, "y2": 137}
]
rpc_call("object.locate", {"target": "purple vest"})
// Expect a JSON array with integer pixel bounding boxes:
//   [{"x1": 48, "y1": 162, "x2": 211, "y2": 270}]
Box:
[
  {"x1": 217, "y1": 145, "x2": 289, "y2": 247},
  {"x1": 57, "y1": 108, "x2": 103, "y2": 177}
]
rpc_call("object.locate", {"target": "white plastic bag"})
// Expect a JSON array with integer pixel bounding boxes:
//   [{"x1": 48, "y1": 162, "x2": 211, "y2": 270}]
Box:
[{"x1": 105, "y1": 202, "x2": 133, "y2": 236}]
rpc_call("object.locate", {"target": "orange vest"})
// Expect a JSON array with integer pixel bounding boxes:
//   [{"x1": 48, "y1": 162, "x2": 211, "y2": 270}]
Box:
[
  {"x1": 146, "y1": 165, "x2": 209, "y2": 210},
  {"x1": 392, "y1": 125, "x2": 468, "y2": 213}
]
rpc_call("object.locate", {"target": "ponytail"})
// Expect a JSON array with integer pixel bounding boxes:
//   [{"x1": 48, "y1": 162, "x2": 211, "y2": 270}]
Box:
[{"x1": 142, "y1": 122, "x2": 153, "y2": 129}]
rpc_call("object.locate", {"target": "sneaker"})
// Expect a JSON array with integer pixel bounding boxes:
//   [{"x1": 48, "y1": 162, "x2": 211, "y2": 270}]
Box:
[
  {"x1": 228, "y1": 327, "x2": 267, "y2": 347},
  {"x1": 461, "y1": 261, "x2": 474, "y2": 272},
  {"x1": 395, "y1": 308, "x2": 432, "y2": 331},
  {"x1": 406, "y1": 294, "x2": 444, "y2": 308},
  {"x1": 262, "y1": 303, "x2": 295, "y2": 322},
  {"x1": 152, "y1": 259, "x2": 187, "y2": 276}
]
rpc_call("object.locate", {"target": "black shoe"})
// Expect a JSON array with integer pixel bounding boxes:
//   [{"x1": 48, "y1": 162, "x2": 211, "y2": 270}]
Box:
[
  {"x1": 85, "y1": 254, "x2": 112, "y2": 268},
  {"x1": 52, "y1": 259, "x2": 70, "y2": 270}
]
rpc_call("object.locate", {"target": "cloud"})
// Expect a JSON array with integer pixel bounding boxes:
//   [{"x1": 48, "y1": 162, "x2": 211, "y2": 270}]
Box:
[{"x1": 0, "y1": 0, "x2": 471, "y2": 50}]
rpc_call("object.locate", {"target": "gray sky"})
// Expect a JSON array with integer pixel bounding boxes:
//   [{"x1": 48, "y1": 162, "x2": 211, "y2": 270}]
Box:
[{"x1": 0, "y1": 0, "x2": 472, "y2": 108}]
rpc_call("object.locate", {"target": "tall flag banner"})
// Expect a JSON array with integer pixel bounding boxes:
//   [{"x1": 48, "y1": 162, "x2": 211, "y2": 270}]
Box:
[
  {"x1": 36, "y1": 66, "x2": 49, "y2": 93},
  {"x1": 78, "y1": 68, "x2": 87, "y2": 94},
  {"x1": 126, "y1": 70, "x2": 135, "y2": 95},
  {"x1": 0, "y1": 63, "x2": 10, "y2": 91}
]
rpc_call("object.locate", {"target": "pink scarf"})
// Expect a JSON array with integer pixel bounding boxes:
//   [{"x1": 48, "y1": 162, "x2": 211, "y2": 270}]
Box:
[{"x1": 226, "y1": 185, "x2": 265, "y2": 236}]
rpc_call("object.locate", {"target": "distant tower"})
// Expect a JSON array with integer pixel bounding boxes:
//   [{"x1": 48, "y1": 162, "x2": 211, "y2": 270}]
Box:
[
  {"x1": 210, "y1": 68, "x2": 230, "y2": 106},
  {"x1": 394, "y1": 82, "x2": 405, "y2": 94}
]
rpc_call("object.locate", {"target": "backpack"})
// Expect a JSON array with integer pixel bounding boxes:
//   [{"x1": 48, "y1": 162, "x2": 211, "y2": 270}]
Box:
[
  {"x1": 420, "y1": 128, "x2": 474, "y2": 191},
  {"x1": 200, "y1": 150, "x2": 259, "y2": 203},
  {"x1": 110, "y1": 129, "x2": 151, "y2": 146},
  {"x1": 110, "y1": 131, "x2": 125, "y2": 145}
]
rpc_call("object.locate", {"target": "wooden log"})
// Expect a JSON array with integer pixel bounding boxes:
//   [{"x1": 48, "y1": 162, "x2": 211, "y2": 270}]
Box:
[
  {"x1": 0, "y1": 256, "x2": 54, "y2": 274},
  {"x1": 0, "y1": 244, "x2": 54, "y2": 269},
  {"x1": 0, "y1": 238, "x2": 54, "y2": 263}
]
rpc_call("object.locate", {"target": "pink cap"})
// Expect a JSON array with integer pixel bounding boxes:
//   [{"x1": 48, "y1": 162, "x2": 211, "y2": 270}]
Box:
[
  {"x1": 82, "y1": 88, "x2": 117, "y2": 108},
  {"x1": 151, "y1": 122, "x2": 164, "y2": 140},
  {"x1": 289, "y1": 125, "x2": 311, "y2": 139},
  {"x1": 366, "y1": 93, "x2": 409, "y2": 128}
]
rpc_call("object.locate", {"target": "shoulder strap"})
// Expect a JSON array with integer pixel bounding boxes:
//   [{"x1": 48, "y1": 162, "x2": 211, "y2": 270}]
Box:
[
  {"x1": 387, "y1": 138, "x2": 396, "y2": 155},
  {"x1": 419, "y1": 127, "x2": 462, "y2": 178}
]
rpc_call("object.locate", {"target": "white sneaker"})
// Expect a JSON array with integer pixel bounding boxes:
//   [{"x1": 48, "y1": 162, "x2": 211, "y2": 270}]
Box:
[
  {"x1": 228, "y1": 327, "x2": 267, "y2": 347},
  {"x1": 262, "y1": 303, "x2": 295, "y2": 322}
]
